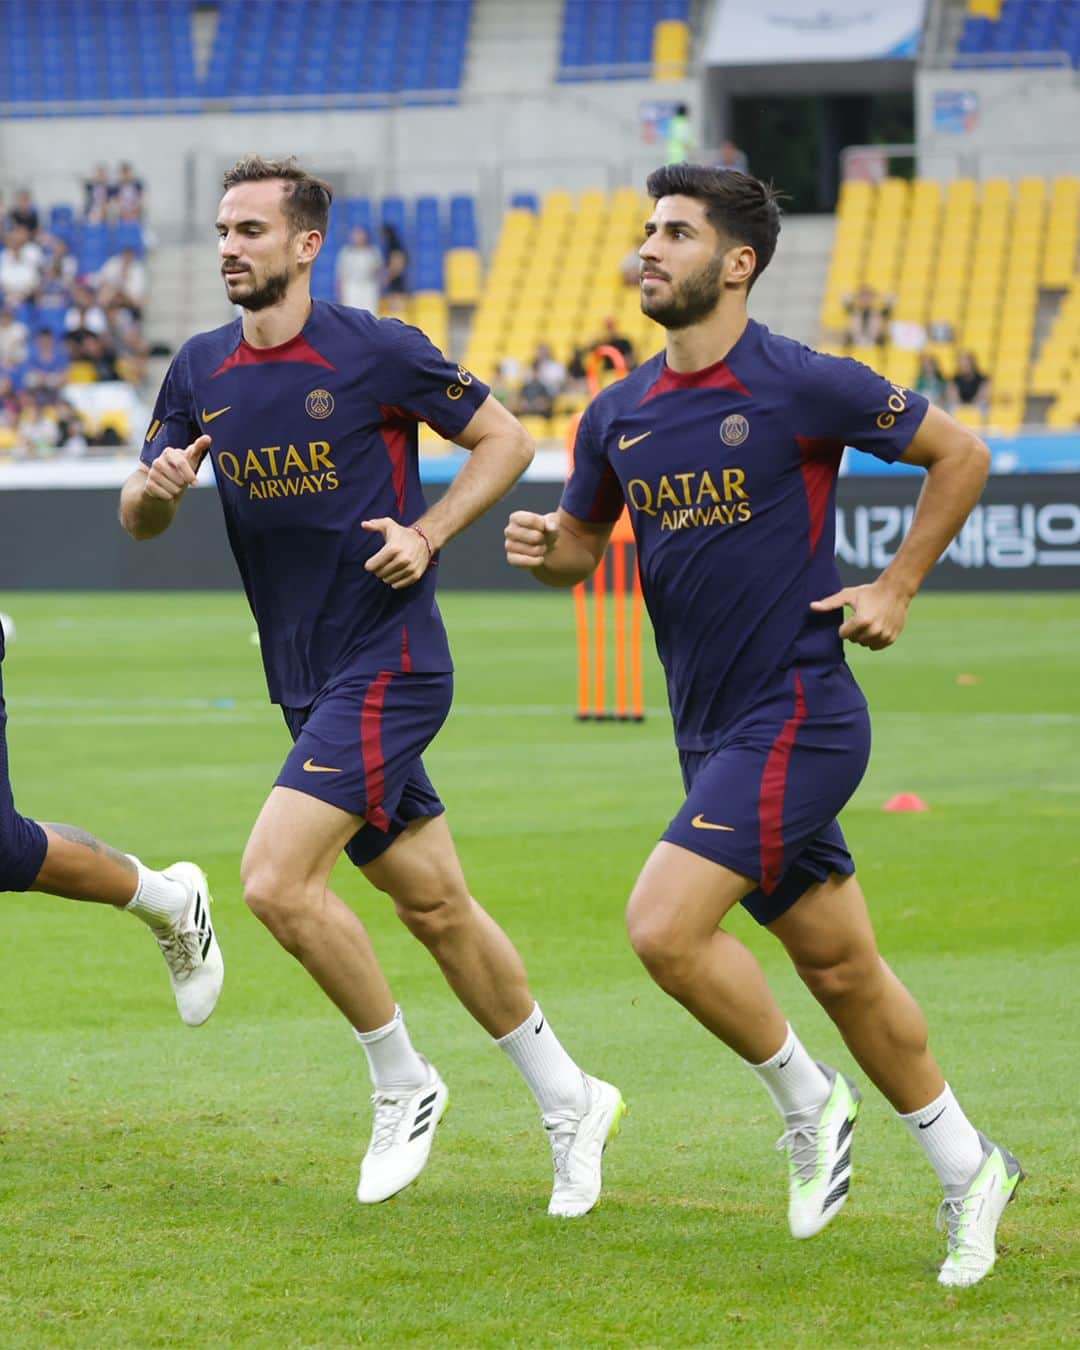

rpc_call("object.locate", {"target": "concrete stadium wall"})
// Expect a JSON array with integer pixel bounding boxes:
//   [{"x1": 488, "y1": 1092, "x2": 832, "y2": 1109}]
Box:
[
  {"x1": 2, "y1": 476, "x2": 1078, "y2": 593},
  {"x1": 916, "y1": 69, "x2": 1080, "y2": 180},
  {"x1": 0, "y1": 81, "x2": 693, "y2": 246}
]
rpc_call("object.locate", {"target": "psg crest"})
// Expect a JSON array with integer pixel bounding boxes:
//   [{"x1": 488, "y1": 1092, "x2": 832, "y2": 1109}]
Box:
[
  {"x1": 719, "y1": 414, "x2": 749, "y2": 447},
  {"x1": 306, "y1": 388, "x2": 335, "y2": 419}
]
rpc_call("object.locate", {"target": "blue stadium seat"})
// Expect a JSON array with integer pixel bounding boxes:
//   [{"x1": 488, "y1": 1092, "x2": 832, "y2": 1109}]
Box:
[{"x1": 448, "y1": 196, "x2": 477, "y2": 249}]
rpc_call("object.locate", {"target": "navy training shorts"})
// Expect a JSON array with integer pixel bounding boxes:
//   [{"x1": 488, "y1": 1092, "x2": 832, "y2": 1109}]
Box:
[
  {"x1": 662, "y1": 673, "x2": 871, "y2": 926},
  {"x1": 277, "y1": 671, "x2": 452, "y2": 868}
]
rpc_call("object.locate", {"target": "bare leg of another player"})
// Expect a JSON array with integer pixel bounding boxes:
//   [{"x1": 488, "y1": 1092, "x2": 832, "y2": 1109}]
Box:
[
  {"x1": 1, "y1": 663, "x2": 222, "y2": 1027},
  {"x1": 241, "y1": 788, "x2": 624, "y2": 1215},
  {"x1": 9, "y1": 820, "x2": 223, "y2": 1026},
  {"x1": 769, "y1": 872, "x2": 1023, "y2": 1286}
]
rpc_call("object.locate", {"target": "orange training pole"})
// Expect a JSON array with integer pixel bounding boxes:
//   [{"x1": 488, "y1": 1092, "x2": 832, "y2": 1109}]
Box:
[
  {"x1": 630, "y1": 561, "x2": 645, "y2": 721},
  {"x1": 593, "y1": 552, "x2": 606, "y2": 719},
  {"x1": 612, "y1": 538, "x2": 627, "y2": 718}
]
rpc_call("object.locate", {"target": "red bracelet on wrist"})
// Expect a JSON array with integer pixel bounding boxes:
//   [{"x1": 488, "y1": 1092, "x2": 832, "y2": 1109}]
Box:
[{"x1": 412, "y1": 524, "x2": 435, "y2": 564}]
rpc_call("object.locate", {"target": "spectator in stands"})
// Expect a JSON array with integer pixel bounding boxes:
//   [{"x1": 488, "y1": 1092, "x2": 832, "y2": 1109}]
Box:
[
  {"x1": 914, "y1": 354, "x2": 948, "y2": 406},
  {"x1": 80, "y1": 332, "x2": 120, "y2": 383},
  {"x1": 0, "y1": 225, "x2": 44, "y2": 304},
  {"x1": 666, "y1": 103, "x2": 694, "y2": 164},
  {"x1": 0, "y1": 308, "x2": 30, "y2": 369},
  {"x1": 335, "y1": 226, "x2": 382, "y2": 313},
  {"x1": 65, "y1": 283, "x2": 109, "y2": 343},
  {"x1": 532, "y1": 342, "x2": 567, "y2": 399},
  {"x1": 949, "y1": 350, "x2": 990, "y2": 414},
  {"x1": 7, "y1": 189, "x2": 40, "y2": 236},
  {"x1": 490, "y1": 359, "x2": 517, "y2": 407},
  {"x1": 43, "y1": 235, "x2": 78, "y2": 287},
  {"x1": 104, "y1": 301, "x2": 148, "y2": 384},
  {"x1": 97, "y1": 245, "x2": 148, "y2": 317},
  {"x1": 24, "y1": 329, "x2": 70, "y2": 392},
  {"x1": 843, "y1": 285, "x2": 891, "y2": 347},
  {"x1": 595, "y1": 316, "x2": 636, "y2": 370},
  {"x1": 84, "y1": 164, "x2": 113, "y2": 223},
  {"x1": 381, "y1": 223, "x2": 409, "y2": 314},
  {"x1": 111, "y1": 163, "x2": 145, "y2": 222},
  {"x1": 714, "y1": 140, "x2": 749, "y2": 174},
  {"x1": 516, "y1": 362, "x2": 555, "y2": 419}
]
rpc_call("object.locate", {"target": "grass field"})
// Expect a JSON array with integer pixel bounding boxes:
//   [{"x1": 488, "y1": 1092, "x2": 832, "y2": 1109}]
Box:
[{"x1": 1, "y1": 590, "x2": 1078, "y2": 1348}]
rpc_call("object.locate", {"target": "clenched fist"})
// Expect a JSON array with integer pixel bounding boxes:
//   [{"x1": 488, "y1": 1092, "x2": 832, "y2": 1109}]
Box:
[{"x1": 505, "y1": 510, "x2": 560, "y2": 568}]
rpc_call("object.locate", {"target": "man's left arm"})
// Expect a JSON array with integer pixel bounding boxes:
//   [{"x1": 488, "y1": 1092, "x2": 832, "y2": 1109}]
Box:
[
  {"x1": 362, "y1": 394, "x2": 533, "y2": 590},
  {"x1": 811, "y1": 404, "x2": 990, "y2": 649}
]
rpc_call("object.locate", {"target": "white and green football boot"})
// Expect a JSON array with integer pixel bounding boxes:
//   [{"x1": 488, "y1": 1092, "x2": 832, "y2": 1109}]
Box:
[
  {"x1": 776, "y1": 1063, "x2": 861, "y2": 1239},
  {"x1": 936, "y1": 1131, "x2": 1024, "y2": 1287},
  {"x1": 545, "y1": 1074, "x2": 627, "y2": 1218}
]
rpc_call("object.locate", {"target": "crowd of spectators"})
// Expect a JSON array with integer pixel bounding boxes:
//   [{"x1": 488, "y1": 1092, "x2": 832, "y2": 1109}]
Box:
[
  {"x1": 334, "y1": 223, "x2": 410, "y2": 315},
  {"x1": 841, "y1": 285, "x2": 991, "y2": 414},
  {"x1": 0, "y1": 163, "x2": 150, "y2": 458},
  {"x1": 492, "y1": 317, "x2": 639, "y2": 423}
]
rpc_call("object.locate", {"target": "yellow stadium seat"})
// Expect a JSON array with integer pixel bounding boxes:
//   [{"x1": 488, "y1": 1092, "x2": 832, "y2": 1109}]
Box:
[
  {"x1": 653, "y1": 18, "x2": 689, "y2": 80},
  {"x1": 967, "y1": 0, "x2": 1002, "y2": 16},
  {"x1": 445, "y1": 249, "x2": 481, "y2": 306},
  {"x1": 1046, "y1": 401, "x2": 1079, "y2": 429},
  {"x1": 518, "y1": 415, "x2": 552, "y2": 443},
  {"x1": 952, "y1": 404, "x2": 985, "y2": 429}
]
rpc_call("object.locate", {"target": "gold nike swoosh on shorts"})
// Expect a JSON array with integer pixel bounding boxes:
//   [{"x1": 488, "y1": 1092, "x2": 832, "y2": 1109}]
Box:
[
  {"x1": 691, "y1": 814, "x2": 735, "y2": 831},
  {"x1": 303, "y1": 758, "x2": 343, "y2": 773},
  {"x1": 201, "y1": 405, "x2": 231, "y2": 424},
  {"x1": 618, "y1": 431, "x2": 652, "y2": 450}
]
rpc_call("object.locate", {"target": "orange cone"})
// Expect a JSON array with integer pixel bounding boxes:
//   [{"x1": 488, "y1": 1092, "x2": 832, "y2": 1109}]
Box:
[{"x1": 883, "y1": 792, "x2": 929, "y2": 812}]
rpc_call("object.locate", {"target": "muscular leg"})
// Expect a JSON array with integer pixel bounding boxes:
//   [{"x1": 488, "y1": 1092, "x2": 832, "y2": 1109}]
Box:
[
  {"x1": 31, "y1": 823, "x2": 138, "y2": 904},
  {"x1": 625, "y1": 841, "x2": 788, "y2": 1063},
  {"x1": 241, "y1": 786, "x2": 396, "y2": 1032},
  {"x1": 361, "y1": 813, "x2": 533, "y2": 1039},
  {"x1": 768, "y1": 871, "x2": 944, "y2": 1113}
]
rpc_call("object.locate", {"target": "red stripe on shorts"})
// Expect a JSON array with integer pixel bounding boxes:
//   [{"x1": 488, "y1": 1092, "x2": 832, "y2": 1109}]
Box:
[
  {"x1": 758, "y1": 673, "x2": 807, "y2": 895},
  {"x1": 360, "y1": 671, "x2": 394, "y2": 831}
]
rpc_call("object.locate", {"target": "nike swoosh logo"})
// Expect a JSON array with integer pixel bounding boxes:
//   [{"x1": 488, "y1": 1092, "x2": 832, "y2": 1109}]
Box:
[
  {"x1": 534, "y1": 1017, "x2": 545, "y2": 1035},
  {"x1": 202, "y1": 405, "x2": 231, "y2": 424},
  {"x1": 618, "y1": 431, "x2": 652, "y2": 450},
  {"x1": 777, "y1": 1049, "x2": 794, "y2": 1069},
  {"x1": 918, "y1": 1107, "x2": 947, "y2": 1130},
  {"x1": 691, "y1": 814, "x2": 735, "y2": 832},
  {"x1": 302, "y1": 758, "x2": 343, "y2": 774}
]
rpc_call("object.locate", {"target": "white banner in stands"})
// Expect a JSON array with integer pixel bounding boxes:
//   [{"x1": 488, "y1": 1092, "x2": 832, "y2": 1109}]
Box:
[{"x1": 704, "y1": 0, "x2": 928, "y2": 65}]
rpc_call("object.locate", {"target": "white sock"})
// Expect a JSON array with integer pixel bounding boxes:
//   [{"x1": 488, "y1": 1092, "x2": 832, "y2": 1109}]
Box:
[
  {"x1": 354, "y1": 1006, "x2": 429, "y2": 1094},
  {"x1": 496, "y1": 1003, "x2": 588, "y2": 1117},
  {"x1": 899, "y1": 1083, "x2": 984, "y2": 1187},
  {"x1": 745, "y1": 1024, "x2": 831, "y2": 1121},
  {"x1": 123, "y1": 855, "x2": 187, "y2": 929}
]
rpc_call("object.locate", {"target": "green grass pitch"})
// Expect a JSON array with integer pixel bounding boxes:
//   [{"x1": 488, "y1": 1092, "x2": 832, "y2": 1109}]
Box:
[{"x1": 1, "y1": 590, "x2": 1078, "y2": 1348}]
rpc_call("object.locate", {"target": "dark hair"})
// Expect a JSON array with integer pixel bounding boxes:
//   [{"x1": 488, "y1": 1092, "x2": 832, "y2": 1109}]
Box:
[
  {"x1": 645, "y1": 163, "x2": 782, "y2": 289},
  {"x1": 221, "y1": 154, "x2": 332, "y2": 237}
]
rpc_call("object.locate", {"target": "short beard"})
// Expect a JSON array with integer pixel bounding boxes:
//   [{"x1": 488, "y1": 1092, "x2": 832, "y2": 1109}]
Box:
[
  {"x1": 232, "y1": 265, "x2": 291, "y2": 312},
  {"x1": 642, "y1": 253, "x2": 726, "y2": 330}
]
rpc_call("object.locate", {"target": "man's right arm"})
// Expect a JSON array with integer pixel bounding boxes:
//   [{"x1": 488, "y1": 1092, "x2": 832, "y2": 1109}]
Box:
[
  {"x1": 504, "y1": 507, "x2": 614, "y2": 588},
  {"x1": 119, "y1": 434, "x2": 211, "y2": 540}
]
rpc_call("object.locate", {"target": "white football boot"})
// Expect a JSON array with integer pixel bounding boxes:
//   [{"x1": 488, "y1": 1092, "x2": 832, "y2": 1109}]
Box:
[
  {"x1": 154, "y1": 862, "x2": 224, "y2": 1027},
  {"x1": 937, "y1": 1131, "x2": 1024, "y2": 1287},
  {"x1": 776, "y1": 1063, "x2": 861, "y2": 1239},
  {"x1": 545, "y1": 1073, "x2": 627, "y2": 1218},
  {"x1": 357, "y1": 1058, "x2": 449, "y2": 1204}
]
